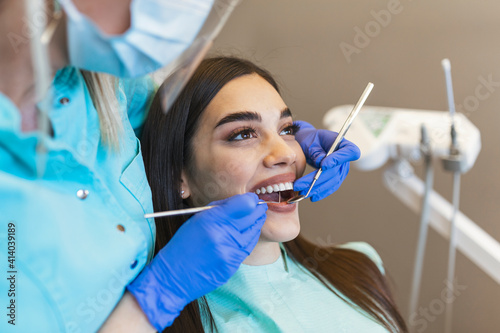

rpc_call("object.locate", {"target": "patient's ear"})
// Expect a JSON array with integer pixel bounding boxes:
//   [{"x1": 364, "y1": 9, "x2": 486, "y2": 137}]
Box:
[{"x1": 180, "y1": 170, "x2": 191, "y2": 199}]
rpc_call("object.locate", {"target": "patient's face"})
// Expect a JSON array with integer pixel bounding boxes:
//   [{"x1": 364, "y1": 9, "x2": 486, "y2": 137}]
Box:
[{"x1": 185, "y1": 73, "x2": 306, "y2": 243}]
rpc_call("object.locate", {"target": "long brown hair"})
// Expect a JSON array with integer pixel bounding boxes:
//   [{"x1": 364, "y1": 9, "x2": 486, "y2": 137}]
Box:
[{"x1": 141, "y1": 57, "x2": 407, "y2": 333}]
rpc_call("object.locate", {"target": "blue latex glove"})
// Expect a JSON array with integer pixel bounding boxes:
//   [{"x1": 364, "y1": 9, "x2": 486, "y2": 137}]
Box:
[
  {"x1": 293, "y1": 120, "x2": 361, "y2": 202},
  {"x1": 127, "y1": 193, "x2": 267, "y2": 331}
]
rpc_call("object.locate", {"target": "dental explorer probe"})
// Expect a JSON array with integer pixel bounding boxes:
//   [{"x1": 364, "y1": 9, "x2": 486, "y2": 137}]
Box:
[
  {"x1": 287, "y1": 82, "x2": 374, "y2": 204},
  {"x1": 144, "y1": 201, "x2": 276, "y2": 219},
  {"x1": 441, "y1": 58, "x2": 465, "y2": 333}
]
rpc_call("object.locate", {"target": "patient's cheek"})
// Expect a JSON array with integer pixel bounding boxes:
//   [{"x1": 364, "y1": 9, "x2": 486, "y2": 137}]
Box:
[
  {"x1": 295, "y1": 150, "x2": 307, "y2": 177},
  {"x1": 190, "y1": 159, "x2": 253, "y2": 204}
]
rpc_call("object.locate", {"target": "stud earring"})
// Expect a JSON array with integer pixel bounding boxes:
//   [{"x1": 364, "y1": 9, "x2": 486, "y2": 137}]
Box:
[{"x1": 181, "y1": 190, "x2": 185, "y2": 198}]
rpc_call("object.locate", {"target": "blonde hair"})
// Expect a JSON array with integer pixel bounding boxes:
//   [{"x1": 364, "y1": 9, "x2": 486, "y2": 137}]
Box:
[{"x1": 80, "y1": 70, "x2": 123, "y2": 150}]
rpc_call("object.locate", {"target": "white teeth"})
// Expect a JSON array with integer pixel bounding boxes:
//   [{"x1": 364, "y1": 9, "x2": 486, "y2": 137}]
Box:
[{"x1": 255, "y1": 181, "x2": 294, "y2": 194}]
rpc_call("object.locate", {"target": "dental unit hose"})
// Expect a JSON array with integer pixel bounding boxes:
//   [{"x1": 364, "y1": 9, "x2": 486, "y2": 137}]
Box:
[
  {"x1": 441, "y1": 58, "x2": 466, "y2": 333},
  {"x1": 408, "y1": 124, "x2": 433, "y2": 331}
]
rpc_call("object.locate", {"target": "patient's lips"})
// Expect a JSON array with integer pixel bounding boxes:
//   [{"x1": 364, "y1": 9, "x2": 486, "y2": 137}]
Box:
[{"x1": 250, "y1": 173, "x2": 298, "y2": 212}]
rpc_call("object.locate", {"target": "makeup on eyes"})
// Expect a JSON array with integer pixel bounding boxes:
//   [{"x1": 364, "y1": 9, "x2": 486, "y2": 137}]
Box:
[
  {"x1": 227, "y1": 126, "x2": 258, "y2": 141},
  {"x1": 280, "y1": 123, "x2": 300, "y2": 136},
  {"x1": 224, "y1": 122, "x2": 298, "y2": 143},
  {"x1": 214, "y1": 107, "x2": 296, "y2": 144}
]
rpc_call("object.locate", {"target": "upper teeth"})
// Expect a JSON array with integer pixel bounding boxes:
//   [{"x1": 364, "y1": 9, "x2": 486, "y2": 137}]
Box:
[{"x1": 255, "y1": 182, "x2": 293, "y2": 194}]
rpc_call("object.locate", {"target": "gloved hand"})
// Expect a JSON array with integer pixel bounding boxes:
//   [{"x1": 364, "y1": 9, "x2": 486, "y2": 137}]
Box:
[
  {"x1": 127, "y1": 193, "x2": 267, "y2": 331},
  {"x1": 293, "y1": 120, "x2": 361, "y2": 202}
]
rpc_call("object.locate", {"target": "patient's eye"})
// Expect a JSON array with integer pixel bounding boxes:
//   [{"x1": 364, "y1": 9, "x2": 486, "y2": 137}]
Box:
[
  {"x1": 280, "y1": 123, "x2": 300, "y2": 136},
  {"x1": 227, "y1": 127, "x2": 258, "y2": 141}
]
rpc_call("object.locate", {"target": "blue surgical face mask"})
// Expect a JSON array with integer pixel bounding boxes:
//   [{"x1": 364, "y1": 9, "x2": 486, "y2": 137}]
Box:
[{"x1": 59, "y1": 0, "x2": 215, "y2": 78}]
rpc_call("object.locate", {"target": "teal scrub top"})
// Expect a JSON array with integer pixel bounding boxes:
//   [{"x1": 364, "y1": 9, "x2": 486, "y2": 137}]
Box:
[
  {"x1": 0, "y1": 67, "x2": 156, "y2": 333},
  {"x1": 203, "y1": 242, "x2": 391, "y2": 333}
]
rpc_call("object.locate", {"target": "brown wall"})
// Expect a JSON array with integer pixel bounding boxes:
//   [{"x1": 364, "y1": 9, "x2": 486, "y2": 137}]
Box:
[{"x1": 213, "y1": 1, "x2": 500, "y2": 332}]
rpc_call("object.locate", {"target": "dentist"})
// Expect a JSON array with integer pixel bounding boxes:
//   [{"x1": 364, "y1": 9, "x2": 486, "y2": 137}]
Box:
[{"x1": 0, "y1": 1, "x2": 360, "y2": 332}]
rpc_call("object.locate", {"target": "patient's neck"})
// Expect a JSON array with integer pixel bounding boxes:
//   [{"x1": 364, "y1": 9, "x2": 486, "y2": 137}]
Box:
[{"x1": 243, "y1": 241, "x2": 281, "y2": 266}]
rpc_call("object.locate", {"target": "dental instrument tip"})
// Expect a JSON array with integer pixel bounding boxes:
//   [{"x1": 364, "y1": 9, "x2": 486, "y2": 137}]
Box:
[{"x1": 286, "y1": 194, "x2": 306, "y2": 204}]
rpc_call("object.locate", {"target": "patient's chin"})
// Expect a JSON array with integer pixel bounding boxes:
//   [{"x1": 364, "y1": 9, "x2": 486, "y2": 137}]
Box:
[{"x1": 259, "y1": 213, "x2": 301, "y2": 243}]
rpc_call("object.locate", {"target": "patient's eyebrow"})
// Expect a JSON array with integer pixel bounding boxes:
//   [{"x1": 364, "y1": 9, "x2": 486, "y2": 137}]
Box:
[
  {"x1": 215, "y1": 108, "x2": 292, "y2": 128},
  {"x1": 215, "y1": 111, "x2": 262, "y2": 128},
  {"x1": 281, "y1": 108, "x2": 292, "y2": 119}
]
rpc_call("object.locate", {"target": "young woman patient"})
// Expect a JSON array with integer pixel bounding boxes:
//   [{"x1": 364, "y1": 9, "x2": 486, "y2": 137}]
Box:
[{"x1": 141, "y1": 57, "x2": 407, "y2": 332}]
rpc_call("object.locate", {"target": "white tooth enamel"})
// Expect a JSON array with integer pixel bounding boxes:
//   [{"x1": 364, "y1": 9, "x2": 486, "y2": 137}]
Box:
[{"x1": 259, "y1": 182, "x2": 293, "y2": 194}]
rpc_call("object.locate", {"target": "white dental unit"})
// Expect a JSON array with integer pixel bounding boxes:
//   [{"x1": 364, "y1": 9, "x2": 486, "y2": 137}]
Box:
[{"x1": 323, "y1": 102, "x2": 500, "y2": 331}]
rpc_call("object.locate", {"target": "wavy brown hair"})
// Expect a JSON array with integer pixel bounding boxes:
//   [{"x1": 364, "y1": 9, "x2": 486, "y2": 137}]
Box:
[{"x1": 141, "y1": 57, "x2": 407, "y2": 333}]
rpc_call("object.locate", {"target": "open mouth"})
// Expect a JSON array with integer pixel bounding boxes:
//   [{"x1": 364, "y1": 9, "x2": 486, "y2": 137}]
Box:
[{"x1": 255, "y1": 182, "x2": 297, "y2": 203}]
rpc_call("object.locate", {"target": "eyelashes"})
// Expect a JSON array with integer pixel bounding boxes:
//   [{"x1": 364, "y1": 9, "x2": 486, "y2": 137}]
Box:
[
  {"x1": 227, "y1": 126, "x2": 257, "y2": 141},
  {"x1": 282, "y1": 123, "x2": 300, "y2": 136},
  {"x1": 226, "y1": 123, "x2": 301, "y2": 142}
]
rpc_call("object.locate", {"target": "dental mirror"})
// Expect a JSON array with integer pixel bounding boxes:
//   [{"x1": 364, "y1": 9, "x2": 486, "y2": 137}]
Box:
[{"x1": 287, "y1": 194, "x2": 306, "y2": 204}]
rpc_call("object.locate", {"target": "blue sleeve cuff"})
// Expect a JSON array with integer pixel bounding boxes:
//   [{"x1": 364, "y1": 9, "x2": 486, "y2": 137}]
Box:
[{"x1": 126, "y1": 264, "x2": 184, "y2": 331}]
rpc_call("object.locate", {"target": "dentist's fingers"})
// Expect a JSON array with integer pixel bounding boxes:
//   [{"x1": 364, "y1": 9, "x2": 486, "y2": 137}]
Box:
[
  {"x1": 206, "y1": 193, "x2": 267, "y2": 232},
  {"x1": 293, "y1": 163, "x2": 350, "y2": 202}
]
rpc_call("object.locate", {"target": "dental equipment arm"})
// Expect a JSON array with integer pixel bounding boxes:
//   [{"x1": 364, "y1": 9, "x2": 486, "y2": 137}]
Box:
[
  {"x1": 382, "y1": 160, "x2": 500, "y2": 285},
  {"x1": 323, "y1": 105, "x2": 500, "y2": 286}
]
